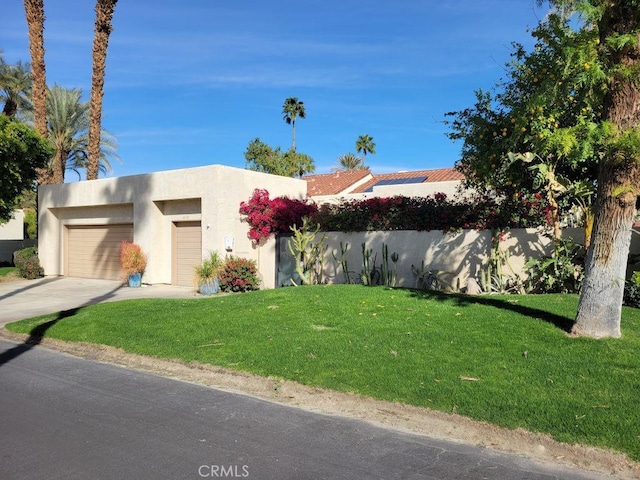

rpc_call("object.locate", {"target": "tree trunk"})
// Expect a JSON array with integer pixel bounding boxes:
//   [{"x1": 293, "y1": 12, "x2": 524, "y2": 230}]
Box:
[
  {"x1": 583, "y1": 207, "x2": 594, "y2": 251},
  {"x1": 2, "y1": 99, "x2": 18, "y2": 118},
  {"x1": 24, "y1": 0, "x2": 47, "y2": 139},
  {"x1": 573, "y1": 1, "x2": 640, "y2": 338},
  {"x1": 87, "y1": 0, "x2": 118, "y2": 181},
  {"x1": 573, "y1": 166, "x2": 637, "y2": 338},
  {"x1": 291, "y1": 119, "x2": 296, "y2": 152},
  {"x1": 51, "y1": 148, "x2": 67, "y2": 185},
  {"x1": 24, "y1": 0, "x2": 50, "y2": 185}
]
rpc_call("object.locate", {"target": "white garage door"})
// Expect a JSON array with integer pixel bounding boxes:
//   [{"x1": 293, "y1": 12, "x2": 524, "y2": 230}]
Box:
[
  {"x1": 173, "y1": 221, "x2": 202, "y2": 286},
  {"x1": 67, "y1": 224, "x2": 134, "y2": 280}
]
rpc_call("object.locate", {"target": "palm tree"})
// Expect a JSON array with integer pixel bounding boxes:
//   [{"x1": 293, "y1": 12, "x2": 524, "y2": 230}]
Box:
[
  {"x1": 0, "y1": 60, "x2": 32, "y2": 118},
  {"x1": 45, "y1": 85, "x2": 117, "y2": 183},
  {"x1": 87, "y1": 0, "x2": 118, "y2": 181},
  {"x1": 355, "y1": 134, "x2": 376, "y2": 167},
  {"x1": 282, "y1": 97, "x2": 305, "y2": 152},
  {"x1": 23, "y1": 0, "x2": 47, "y2": 138},
  {"x1": 336, "y1": 153, "x2": 365, "y2": 171}
]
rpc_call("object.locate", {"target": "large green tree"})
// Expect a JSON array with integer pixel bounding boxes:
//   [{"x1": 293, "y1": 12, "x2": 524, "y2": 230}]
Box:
[
  {"x1": 244, "y1": 137, "x2": 314, "y2": 177},
  {"x1": 572, "y1": 0, "x2": 640, "y2": 338},
  {"x1": 0, "y1": 114, "x2": 52, "y2": 222},
  {"x1": 87, "y1": 0, "x2": 118, "y2": 181},
  {"x1": 447, "y1": 1, "x2": 640, "y2": 338},
  {"x1": 282, "y1": 97, "x2": 305, "y2": 152}
]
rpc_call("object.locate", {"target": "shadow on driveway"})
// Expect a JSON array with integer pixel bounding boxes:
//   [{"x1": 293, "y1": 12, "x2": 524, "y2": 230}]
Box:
[
  {"x1": 0, "y1": 276, "x2": 61, "y2": 303},
  {"x1": 0, "y1": 283, "x2": 125, "y2": 367}
]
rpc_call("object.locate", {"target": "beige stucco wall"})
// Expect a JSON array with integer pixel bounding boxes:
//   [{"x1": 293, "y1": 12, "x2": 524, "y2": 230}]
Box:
[
  {"x1": 38, "y1": 165, "x2": 306, "y2": 289},
  {"x1": 0, "y1": 210, "x2": 24, "y2": 240},
  {"x1": 319, "y1": 228, "x2": 585, "y2": 289}
]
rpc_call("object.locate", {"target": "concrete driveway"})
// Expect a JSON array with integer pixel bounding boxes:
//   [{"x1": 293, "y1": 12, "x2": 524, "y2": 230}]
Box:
[{"x1": 0, "y1": 276, "x2": 199, "y2": 326}]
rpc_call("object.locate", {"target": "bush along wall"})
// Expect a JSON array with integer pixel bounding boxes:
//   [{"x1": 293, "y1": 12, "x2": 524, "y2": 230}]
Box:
[{"x1": 239, "y1": 188, "x2": 553, "y2": 245}]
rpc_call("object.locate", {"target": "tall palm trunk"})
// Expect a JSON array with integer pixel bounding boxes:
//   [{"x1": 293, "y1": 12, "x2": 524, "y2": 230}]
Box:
[
  {"x1": 24, "y1": 0, "x2": 46, "y2": 137},
  {"x1": 291, "y1": 120, "x2": 296, "y2": 152},
  {"x1": 24, "y1": 0, "x2": 51, "y2": 184},
  {"x1": 52, "y1": 148, "x2": 68, "y2": 184},
  {"x1": 573, "y1": 2, "x2": 640, "y2": 338},
  {"x1": 2, "y1": 99, "x2": 18, "y2": 118},
  {"x1": 87, "y1": 0, "x2": 118, "y2": 181}
]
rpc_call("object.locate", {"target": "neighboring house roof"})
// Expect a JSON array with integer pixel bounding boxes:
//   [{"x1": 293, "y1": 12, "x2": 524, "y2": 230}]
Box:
[
  {"x1": 304, "y1": 169, "x2": 372, "y2": 196},
  {"x1": 351, "y1": 168, "x2": 464, "y2": 194},
  {"x1": 303, "y1": 167, "x2": 464, "y2": 197}
]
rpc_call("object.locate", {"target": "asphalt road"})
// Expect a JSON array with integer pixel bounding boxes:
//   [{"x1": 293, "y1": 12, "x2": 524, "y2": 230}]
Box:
[{"x1": 0, "y1": 338, "x2": 612, "y2": 480}]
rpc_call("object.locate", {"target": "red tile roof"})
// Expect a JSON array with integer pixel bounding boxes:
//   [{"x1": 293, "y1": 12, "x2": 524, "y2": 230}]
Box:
[
  {"x1": 303, "y1": 169, "x2": 372, "y2": 196},
  {"x1": 351, "y1": 168, "x2": 464, "y2": 193}
]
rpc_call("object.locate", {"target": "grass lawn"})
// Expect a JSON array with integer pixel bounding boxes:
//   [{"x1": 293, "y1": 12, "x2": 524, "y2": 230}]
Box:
[
  {"x1": 6, "y1": 284, "x2": 640, "y2": 460},
  {"x1": 0, "y1": 267, "x2": 16, "y2": 277}
]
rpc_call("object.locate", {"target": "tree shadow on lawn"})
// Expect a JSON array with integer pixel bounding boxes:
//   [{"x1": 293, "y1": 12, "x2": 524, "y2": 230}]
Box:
[
  {"x1": 0, "y1": 308, "x2": 81, "y2": 366},
  {"x1": 0, "y1": 283, "x2": 125, "y2": 367},
  {"x1": 406, "y1": 289, "x2": 574, "y2": 333}
]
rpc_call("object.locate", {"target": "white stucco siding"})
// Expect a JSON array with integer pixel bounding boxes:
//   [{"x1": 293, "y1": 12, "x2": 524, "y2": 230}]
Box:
[
  {"x1": 0, "y1": 210, "x2": 25, "y2": 240},
  {"x1": 38, "y1": 165, "x2": 306, "y2": 289}
]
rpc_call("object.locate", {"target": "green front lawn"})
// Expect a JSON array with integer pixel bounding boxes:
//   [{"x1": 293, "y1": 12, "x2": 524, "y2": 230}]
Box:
[
  {"x1": 6, "y1": 285, "x2": 640, "y2": 460},
  {"x1": 0, "y1": 267, "x2": 16, "y2": 277}
]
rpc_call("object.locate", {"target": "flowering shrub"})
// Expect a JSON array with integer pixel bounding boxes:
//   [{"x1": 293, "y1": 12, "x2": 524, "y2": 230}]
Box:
[
  {"x1": 219, "y1": 256, "x2": 260, "y2": 292},
  {"x1": 13, "y1": 247, "x2": 40, "y2": 279},
  {"x1": 239, "y1": 189, "x2": 316, "y2": 244},
  {"x1": 315, "y1": 191, "x2": 552, "y2": 232},
  {"x1": 239, "y1": 189, "x2": 553, "y2": 240}
]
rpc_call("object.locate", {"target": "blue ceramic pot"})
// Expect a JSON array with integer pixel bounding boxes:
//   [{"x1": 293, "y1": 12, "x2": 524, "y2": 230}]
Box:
[
  {"x1": 199, "y1": 278, "x2": 219, "y2": 295},
  {"x1": 128, "y1": 272, "x2": 142, "y2": 288}
]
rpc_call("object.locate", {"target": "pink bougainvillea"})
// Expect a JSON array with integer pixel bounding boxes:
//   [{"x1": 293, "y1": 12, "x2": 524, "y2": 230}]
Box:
[
  {"x1": 239, "y1": 189, "x2": 317, "y2": 244},
  {"x1": 239, "y1": 188, "x2": 552, "y2": 241}
]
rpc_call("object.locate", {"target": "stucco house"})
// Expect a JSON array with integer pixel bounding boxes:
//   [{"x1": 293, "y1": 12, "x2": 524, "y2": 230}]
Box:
[
  {"x1": 38, "y1": 165, "x2": 306, "y2": 289},
  {"x1": 0, "y1": 209, "x2": 35, "y2": 264},
  {"x1": 304, "y1": 167, "x2": 465, "y2": 204},
  {"x1": 0, "y1": 210, "x2": 25, "y2": 241}
]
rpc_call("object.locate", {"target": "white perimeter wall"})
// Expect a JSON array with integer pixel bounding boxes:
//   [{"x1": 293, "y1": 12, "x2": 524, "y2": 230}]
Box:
[{"x1": 319, "y1": 228, "x2": 586, "y2": 289}]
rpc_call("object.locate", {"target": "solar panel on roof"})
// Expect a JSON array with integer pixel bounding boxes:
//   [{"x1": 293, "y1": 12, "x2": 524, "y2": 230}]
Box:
[{"x1": 364, "y1": 176, "x2": 427, "y2": 192}]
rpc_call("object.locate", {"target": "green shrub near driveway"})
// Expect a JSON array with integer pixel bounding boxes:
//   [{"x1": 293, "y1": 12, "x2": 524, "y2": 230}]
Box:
[
  {"x1": 219, "y1": 256, "x2": 260, "y2": 292},
  {"x1": 13, "y1": 247, "x2": 40, "y2": 279}
]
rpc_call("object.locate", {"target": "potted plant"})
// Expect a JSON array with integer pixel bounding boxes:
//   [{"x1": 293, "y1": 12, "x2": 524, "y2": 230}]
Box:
[
  {"x1": 195, "y1": 251, "x2": 223, "y2": 295},
  {"x1": 120, "y1": 241, "x2": 147, "y2": 287}
]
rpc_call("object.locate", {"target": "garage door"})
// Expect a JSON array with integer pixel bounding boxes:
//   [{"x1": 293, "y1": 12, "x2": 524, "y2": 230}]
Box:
[
  {"x1": 173, "y1": 221, "x2": 202, "y2": 286},
  {"x1": 67, "y1": 224, "x2": 133, "y2": 280}
]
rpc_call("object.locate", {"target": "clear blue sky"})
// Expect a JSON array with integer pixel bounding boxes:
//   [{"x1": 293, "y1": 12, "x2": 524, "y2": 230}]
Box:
[{"x1": 3, "y1": 0, "x2": 548, "y2": 179}]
